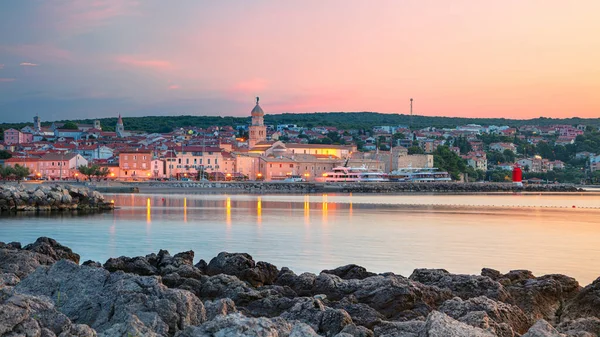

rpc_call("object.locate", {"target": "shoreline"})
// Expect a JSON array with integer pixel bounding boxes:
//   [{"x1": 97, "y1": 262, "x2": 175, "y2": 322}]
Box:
[{"x1": 2, "y1": 237, "x2": 600, "y2": 337}]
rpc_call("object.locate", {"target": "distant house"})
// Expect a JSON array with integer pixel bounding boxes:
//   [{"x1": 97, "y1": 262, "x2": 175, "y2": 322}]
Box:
[{"x1": 489, "y1": 142, "x2": 517, "y2": 153}]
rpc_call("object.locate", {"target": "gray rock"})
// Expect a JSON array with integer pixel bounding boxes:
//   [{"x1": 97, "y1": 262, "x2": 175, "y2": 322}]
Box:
[
  {"x1": 203, "y1": 298, "x2": 238, "y2": 320},
  {"x1": 561, "y1": 278, "x2": 600, "y2": 322},
  {"x1": 373, "y1": 320, "x2": 425, "y2": 337},
  {"x1": 439, "y1": 296, "x2": 531, "y2": 336},
  {"x1": 0, "y1": 290, "x2": 97, "y2": 337},
  {"x1": 174, "y1": 312, "x2": 318, "y2": 337},
  {"x1": 279, "y1": 297, "x2": 352, "y2": 336},
  {"x1": 16, "y1": 260, "x2": 205, "y2": 336},
  {"x1": 321, "y1": 264, "x2": 377, "y2": 280},
  {"x1": 422, "y1": 311, "x2": 497, "y2": 337},
  {"x1": 557, "y1": 317, "x2": 600, "y2": 337},
  {"x1": 409, "y1": 268, "x2": 510, "y2": 302},
  {"x1": 497, "y1": 271, "x2": 580, "y2": 323},
  {"x1": 207, "y1": 252, "x2": 279, "y2": 287},
  {"x1": 521, "y1": 319, "x2": 565, "y2": 337}
]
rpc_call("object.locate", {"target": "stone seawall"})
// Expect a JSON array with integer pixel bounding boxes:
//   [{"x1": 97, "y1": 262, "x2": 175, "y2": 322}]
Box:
[
  {"x1": 0, "y1": 184, "x2": 114, "y2": 212},
  {"x1": 135, "y1": 181, "x2": 584, "y2": 194}
]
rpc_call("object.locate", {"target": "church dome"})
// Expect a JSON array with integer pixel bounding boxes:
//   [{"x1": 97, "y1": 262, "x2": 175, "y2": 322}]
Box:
[{"x1": 251, "y1": 97, "x2": 264, "y2": 116}]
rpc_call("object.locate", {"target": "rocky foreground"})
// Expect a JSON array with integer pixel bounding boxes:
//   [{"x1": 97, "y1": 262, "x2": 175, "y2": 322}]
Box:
[
  {"x1": 0, "y1": 185, "x2": 113, "y2": 212},
  {"x1": 1, "y1": 238, "x2": 600, "y2": 337}
]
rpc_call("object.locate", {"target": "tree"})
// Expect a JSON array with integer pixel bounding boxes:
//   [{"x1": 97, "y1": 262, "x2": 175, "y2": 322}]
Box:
[
  {"x1": 12, "y1": 164, "x2": 30, "y2": 182},
  {"x1": 408, "y1": 146, "x2": 424, "y2": 155},
  {"x1": 0, "y1": 166, "x2": 14, "y2": 181},
  {"x1": 0, "y1": 150, "x2": 12, "y2": 159},
  {"x1": 62, "y1": 121, "x2": 79, "y2": 130},
  {"x1": 503, "y1": 149, "x2": 516, "y2": 162},
  {"x1": 96, "y1": 167, "x2": 110, "y2": 180},
  {"x1": 78, "y1": 165, "x2": 95, "y2": 181},
  {"x1": 433, "y1": 146, "x2": 467, "y2": 180}
]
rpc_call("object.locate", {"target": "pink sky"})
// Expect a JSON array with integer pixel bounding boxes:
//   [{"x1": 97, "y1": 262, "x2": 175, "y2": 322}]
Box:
[{"x1": 0, "y1": 0, "x2": 599, "y2": 121}]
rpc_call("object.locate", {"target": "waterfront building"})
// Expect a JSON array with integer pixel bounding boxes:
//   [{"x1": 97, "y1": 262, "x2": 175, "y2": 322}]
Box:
[
  {"x1": 38, "y1": 153, "x2": 88, "y2": 179},
  {"x1": 118, "y1": 150, "x2": 152, "y2": 180}
]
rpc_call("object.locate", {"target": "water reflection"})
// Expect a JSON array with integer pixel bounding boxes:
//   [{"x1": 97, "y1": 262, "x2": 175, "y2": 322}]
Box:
[
  {"x1": 2, "y1": 193, "x2": 600, "y2": 285},
  {"x1": 184, "y1": 197, "x2": 187, "y2": 223}
]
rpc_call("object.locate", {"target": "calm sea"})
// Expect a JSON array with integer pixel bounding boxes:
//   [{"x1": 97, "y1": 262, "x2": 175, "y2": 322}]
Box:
[{"x1": 1, "y1": 192, "x2": 599, "y2": 285}]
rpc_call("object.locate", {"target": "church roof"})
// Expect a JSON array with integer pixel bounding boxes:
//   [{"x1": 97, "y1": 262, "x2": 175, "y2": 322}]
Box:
[{"x1": 251, "y1": 103, "x2": 264, "y2": 116}]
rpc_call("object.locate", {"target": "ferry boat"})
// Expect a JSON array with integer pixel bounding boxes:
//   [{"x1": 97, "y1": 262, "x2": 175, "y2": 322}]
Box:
[
  {"x1": 389, "y1": 167, "x2": 452, "y2": 182},
  {"x1": 320, "y1": 166, "x2": 388, "y2": 182}
]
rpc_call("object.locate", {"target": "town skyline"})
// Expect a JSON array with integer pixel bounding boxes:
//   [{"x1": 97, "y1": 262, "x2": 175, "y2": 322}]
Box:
[{"x1": 1, "y1": 1, "x2": 600, "y2": 122}]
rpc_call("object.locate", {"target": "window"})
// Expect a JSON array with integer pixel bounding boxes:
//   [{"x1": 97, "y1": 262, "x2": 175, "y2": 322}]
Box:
[
  {"x1": 186, "y1": 159, "x2": 189, "y2": 164},
  {"x1": 178, "y1": 158, "x2": 181, "y2": 164},
  {"x1": 133, "y1": 163, "x2": 137, "y2": 168},
  {"x1": 290, "y1": 164, "x2": 293, "y2": 168},
  {"x1": 207, "y1": 159, "x2": 211, "y2": 165},
  {"x1": 215, "y1": 159, "x2": 218, "y2": 164},
  {"x1": 124, "y1": 155, "x2": 128, "y2": 160},
  {"x1": 143, "y1": 156, "x2": 147, "y2": 160},
  {"x1": 134, "y1": 156, "x2": 137, "y2": 160},
  {"x1": 279, "y1": 164, "x2": 282, "y2": 168}
]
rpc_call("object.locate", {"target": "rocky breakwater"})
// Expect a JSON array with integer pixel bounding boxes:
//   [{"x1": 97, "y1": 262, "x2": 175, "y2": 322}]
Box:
[
  {"x1": 142, "y1": 181, "x2": 584, "y2": 194},
  {"x1": 2, "y1": 238, "x2": 600, "y2": 337},
  {"x1": 0, "y1": 184, "x2": 114, "y2": 212}
]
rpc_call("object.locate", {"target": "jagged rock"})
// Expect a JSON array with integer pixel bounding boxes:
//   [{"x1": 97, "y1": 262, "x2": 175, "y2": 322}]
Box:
[
  {"x1": 103, "y1": 256, "x2": 158, "y2": 275},
  {"x1": 279, "y1": 298, "x2": 352, "y2": 336},
  {"x1": 207, "y1": 252, "x2": 279, "y2": 287},
  {"x1": 313, "y1": 272, "x2": 452, "y2": 320},
  {"x1": 0, "y1": 273, "x2": 20, "y2": 288},
  {"x1": 373, "y1": 320, "x2": 425, "y2": 337},
  {"x1": 203, "y1": 298, "x2": 238, "y2": 320},
  {"x1": 0, "y1": 290, "x2": 97, "y2": 337},
  {"x1": 174, "y1": 312, "x2": 319, "y2": 337},
  {"x1": 276, "y1": 268, "x2": 317, "y2": 296},
  {"x1": 410, "y1": 268, "x2": 510, "y2": 302},
  {"x1": 521, "y1": 319, "x2": 565, "y2": 337},
  {"x1": 321, "y1": 265, "x2": 377, "y2": 280},
  {"x1": 493, "y1": 270, "x2": 580, "y2": 323},
  {"x1": 439, "y1": 296, "x2": 532, "y2": 337},
  {"x1": 82, "y1": 261, "x2": 102, "y2": 268},
  {"x1": 335, "y1": 323, "x2": 374, "y2": 337},
  {"x1": 331, "y1": 296, "x2": 384, "y2": 329},
  {"x1": 562, "y1": 278, "x2": 600, "y2": 322},
  {"x1": 0, "y1": 237, "x2": 79, "y2": 279},
  {"x1": 24, "y1": 237, "x2": 80, "y2": 264},
  {"x1": 422, "y1": 311, "x2": 497, "y2": 337},
  {"x1": 16, "y1": 260, "x2": 205, "y2": 336},
  {"x1": 557, "y1": 317, "x2": 600, "y2": 336}
]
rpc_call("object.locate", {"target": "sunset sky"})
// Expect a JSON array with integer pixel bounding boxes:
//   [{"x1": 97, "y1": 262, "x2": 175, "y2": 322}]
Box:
[{"x1": 1, "y1": 1, "x2": 599, "y2": 122}]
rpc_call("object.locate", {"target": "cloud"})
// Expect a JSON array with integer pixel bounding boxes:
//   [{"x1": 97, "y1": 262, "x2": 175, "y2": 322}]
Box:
[
  {"x1": 168, "y1": 84, "x2": 180, "y2": 90},
  {"x1": 0, "y1": 44, "x2": 72, "y2": 63},
  {"x1": 115, "y1": 55, "x2": 173, "y2": 70},
  {"x1": 45, "y1": 0, "x2": 140, "y2": 33},
  {"x1": 0, "y1": 78, "x2": 16, "y2": 82},
  {"x1": 231, "y1": 78, "x2": 268, "y2": 94},
  {"x1": 20, "y1": 62, "x2": 39, "y2": 67},
  {"x1": 0, "y1": 64, "x2": 4, "y2": 70}
]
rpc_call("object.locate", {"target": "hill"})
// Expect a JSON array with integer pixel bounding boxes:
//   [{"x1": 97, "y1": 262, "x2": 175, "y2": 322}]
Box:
[{"x1": 1, "y1": 112, "x2": 600, "y2": 135}]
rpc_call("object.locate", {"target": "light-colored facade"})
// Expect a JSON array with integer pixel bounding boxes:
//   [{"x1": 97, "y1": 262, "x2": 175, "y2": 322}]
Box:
[
  {"x1": 397, "y1": 154, "x2": 434, "y2": 170},
  {"x1": 4, "y1": 129, "x2": 33, "y2": 145},
  {"x1": 38, "y1": 153, "x2": 88, "y2": 179},
  {"x1": 4, "y1": 158, "x2": 41, "y2": 176},
  {"x1": 118, "y1": 151, "x2": 152, "y2": 180}
]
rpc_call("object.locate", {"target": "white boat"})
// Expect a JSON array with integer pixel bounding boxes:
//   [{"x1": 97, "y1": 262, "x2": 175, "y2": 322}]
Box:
[
  {"x1": 389, "y1": 167, "x2": 451, "y2": 182},
  {"x1": 320, "y1": 166, "x2": 388, "y2": 182}
]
